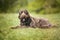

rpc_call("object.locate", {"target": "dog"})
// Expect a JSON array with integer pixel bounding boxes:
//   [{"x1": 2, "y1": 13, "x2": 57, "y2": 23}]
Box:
[{"x1": 18, "y1": 9, "x2": 54, "y2": 28}]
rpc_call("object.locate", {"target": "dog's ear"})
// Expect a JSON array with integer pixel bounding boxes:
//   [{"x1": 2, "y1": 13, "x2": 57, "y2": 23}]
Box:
[
  {"x1": 18, "y1": 9, "x2": 23, "y2": 19},
  {"x1": 24, "y1": 9, "x2": 29, "y2": 15},
  {"x1": 24, "y1": 9, "x2": 30, "y2": 17}
]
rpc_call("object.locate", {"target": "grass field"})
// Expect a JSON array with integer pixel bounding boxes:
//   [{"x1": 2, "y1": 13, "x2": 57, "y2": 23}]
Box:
[{"x1": 0, "y1": 13, "x2": 60, "y2": 40}]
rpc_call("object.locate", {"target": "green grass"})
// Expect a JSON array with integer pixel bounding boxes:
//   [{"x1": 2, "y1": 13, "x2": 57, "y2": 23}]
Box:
[{"x1": 0, "y1": 13, "x2": 60, "y2": 40}]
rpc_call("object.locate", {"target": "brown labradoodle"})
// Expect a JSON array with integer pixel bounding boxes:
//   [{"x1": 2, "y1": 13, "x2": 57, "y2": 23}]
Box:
[{"x1": 18, "y1": 9, "x2": 54, "y2": 28}]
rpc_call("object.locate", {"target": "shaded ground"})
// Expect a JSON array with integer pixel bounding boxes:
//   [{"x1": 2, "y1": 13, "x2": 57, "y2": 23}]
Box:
[{"x1": 0, "y1": 13, "x2": 60, "y2": 40}]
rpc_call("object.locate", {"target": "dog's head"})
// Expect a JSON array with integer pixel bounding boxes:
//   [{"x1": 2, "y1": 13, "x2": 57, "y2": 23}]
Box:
[
  {"x1": 18, "y1": 9, "x2": 31, "y2": 24},
  {"x1": 18, "y1": 9, "x2": 30, "y2": 19}
]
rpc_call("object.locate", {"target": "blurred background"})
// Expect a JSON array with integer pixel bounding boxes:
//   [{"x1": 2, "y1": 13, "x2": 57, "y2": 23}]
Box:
[
  {"x1": 0, "y1": 0, "x2": 60, "y2": 13},
  {"x1": 0, "y1": 0, "x2": 60, "y2": 40}
]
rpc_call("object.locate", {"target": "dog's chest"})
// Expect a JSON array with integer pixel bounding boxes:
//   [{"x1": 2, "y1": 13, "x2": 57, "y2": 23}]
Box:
[{"x1": 21, "y1": 18, "x2": 31, "y2": 26}]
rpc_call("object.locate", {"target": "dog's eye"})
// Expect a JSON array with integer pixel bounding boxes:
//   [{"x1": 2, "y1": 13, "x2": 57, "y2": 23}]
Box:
[
  {"x1": 21, "y1": 11, "x2": 23, "y2": 14},
  {"x1": 24, "y1": 11, "x2": 28, "y2": 15},
  {"x1": 19, "y1": 11, "x2": 23, "y2": 15}
]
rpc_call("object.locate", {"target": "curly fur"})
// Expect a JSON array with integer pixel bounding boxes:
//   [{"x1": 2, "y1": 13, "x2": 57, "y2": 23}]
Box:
[{"x1": 18, "y1": 9, "x2": 53, "y2": 28}]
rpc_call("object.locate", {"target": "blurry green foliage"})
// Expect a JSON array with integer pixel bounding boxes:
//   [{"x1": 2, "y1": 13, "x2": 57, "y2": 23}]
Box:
[
  {"x1": 0, "y1": 0, "x2": 60, "y2": 14},
  {"x1": 27, "y1": 0, "x2": 60, "y2": 14},
  {"x1": 0, "y1": 0, "x2": 28, "y2": 13},
  {"x1": 0, "y1": 0, "x2": 17, "y2": 12}
]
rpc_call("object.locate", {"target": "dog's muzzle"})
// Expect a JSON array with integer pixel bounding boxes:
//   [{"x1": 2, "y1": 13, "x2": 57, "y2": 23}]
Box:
[{"x1": 20, "y1": 12, "x2": 29, "y2": 19}]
